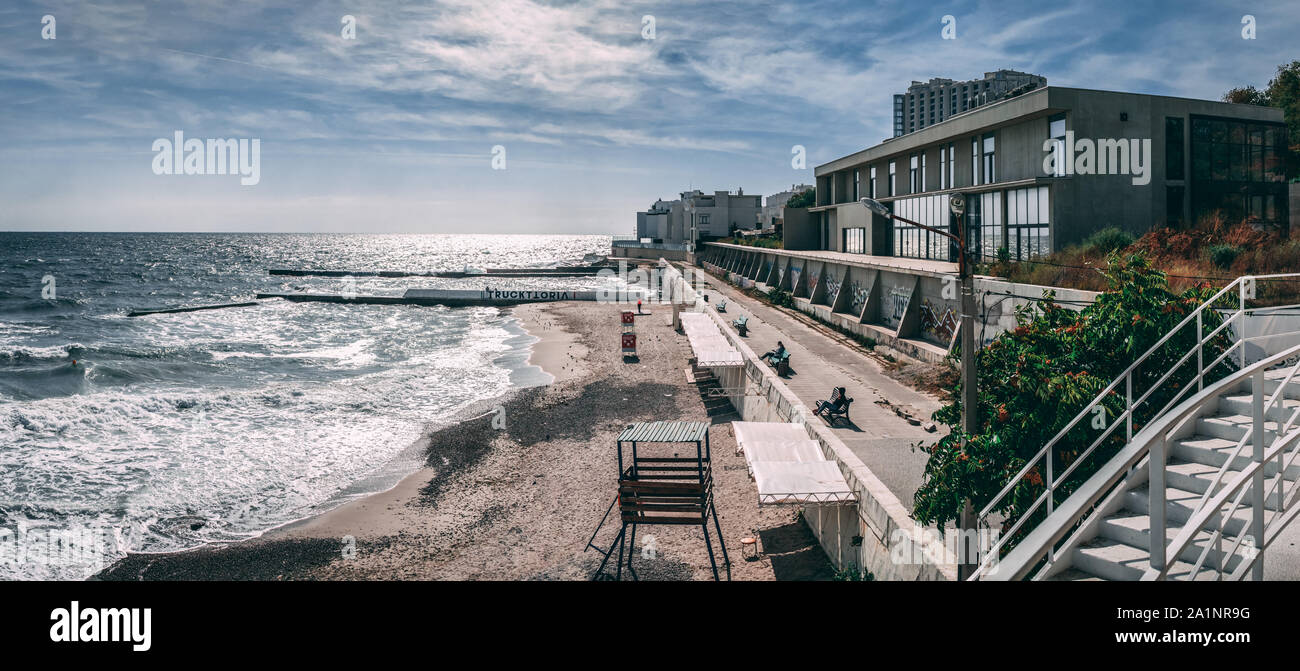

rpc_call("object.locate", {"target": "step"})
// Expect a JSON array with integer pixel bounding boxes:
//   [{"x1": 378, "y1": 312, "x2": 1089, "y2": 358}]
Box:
[
  {"x1": 1195, "y1": 414, "x2": 1281, "y2": 443},
  {"x1": 1217, "y1": 393, "x2": 1300, "y2": 424},
  {"x1": 1096, "y1": 510, "x2": 1250, "y2": 573},
  {"x1": 1254, "y1": 372, "x2": 1300, "y2": 401},
  {"x1": 1124, "y1": 484, "x2": 1252, "y2": 537},
  {"x1": 1164, "y1": 458, "x2": 1295, "y2": 508},
  {"x1": 1071, "y1": 537, "x2": 1222, "y2": 581},
  {"x1": 1171, "y1": 434, "x2": 1300, "y2": 480}
]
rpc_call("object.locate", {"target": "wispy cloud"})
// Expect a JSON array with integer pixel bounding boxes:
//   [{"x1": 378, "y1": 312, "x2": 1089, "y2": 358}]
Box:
[{"x1": 0, "y1": 0, "x2": 1295, "y2": 232}]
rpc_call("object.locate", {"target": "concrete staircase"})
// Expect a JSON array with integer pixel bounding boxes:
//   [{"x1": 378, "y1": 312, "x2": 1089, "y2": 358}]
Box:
[{"x1": 1047, "y1": 369, "x2": 1300, "y2": 581}]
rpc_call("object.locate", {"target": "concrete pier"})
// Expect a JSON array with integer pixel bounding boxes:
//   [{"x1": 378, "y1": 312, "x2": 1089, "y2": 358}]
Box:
[
  {"x1": 127, "y1": 301, "x2": 260, "y2": 317},
  {"x1": 257, "y1": 287, "x2": 646, "y2": 307},
  {"x1": 269, "y1": 266, "x2": 612, "y2": 278}
]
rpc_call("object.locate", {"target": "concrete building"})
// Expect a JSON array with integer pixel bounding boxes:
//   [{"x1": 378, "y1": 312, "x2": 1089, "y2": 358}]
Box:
[
  {"x1": 808, "y1": 86, "x2": 1289, "y2": 263},
  {"x1": 894, "y1": 70, "x2": 1046, "y2": 137},
  {"x1": 761, "y1": 184, "x2": 814, "y2": 230},
  {"x1": 636, "y1": 189, "x2": 761, "y2": 245},
  {"x1": 635, "y1": 198, "x2": 682, "y2": 242},
  {"x1": 681, "y1": 188, "x2": 762, "y2": 241}
]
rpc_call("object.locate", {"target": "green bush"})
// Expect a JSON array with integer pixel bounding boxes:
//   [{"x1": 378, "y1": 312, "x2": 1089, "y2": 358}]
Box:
[
  {"x1": 766, "y1": 287, "x2": 795, "y2": 308},
  {"x1": 786, "y1": 188, "x2": 815, "y2": 209},
  {"x1": 912, "y1": 254, "x2": 1232, "y2": 545},
  {"x1": 1083, "y1": 227, "x2": 1135, "y2": 254},
  {"x1": 1206, "y1": 244, "x2": 1242, "y2": 269}
]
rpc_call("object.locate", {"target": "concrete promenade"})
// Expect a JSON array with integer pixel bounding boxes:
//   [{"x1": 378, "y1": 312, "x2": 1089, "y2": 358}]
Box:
[{"x1": 694, "y1": 268, "x2": 947, "y2": 513}]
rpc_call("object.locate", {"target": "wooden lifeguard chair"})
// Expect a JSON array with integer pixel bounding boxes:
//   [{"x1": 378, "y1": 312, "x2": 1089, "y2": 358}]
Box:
[{"x1": 585, "y1": 421, "x2": 730, "y2": 581}]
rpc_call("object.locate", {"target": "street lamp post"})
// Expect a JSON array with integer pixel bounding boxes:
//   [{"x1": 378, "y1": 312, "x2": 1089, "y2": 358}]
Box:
[{"x1": 861, "y1": 195, "x2": 978, "y2": 580}]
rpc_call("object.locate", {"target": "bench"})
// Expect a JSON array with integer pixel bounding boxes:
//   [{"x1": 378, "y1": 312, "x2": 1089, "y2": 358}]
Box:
[
  {"x1": 814, "y1": 387, "x2": 853, "y2": 425},
  {"x1": 731, "y1": 315, "x2": 748, "y2": 336},
  {"x1": 715, "y1": 300, "x2": 727, "y2": 313},
  {"x1": 766, "y1": 350, "x2": 791, "y2": 376}
]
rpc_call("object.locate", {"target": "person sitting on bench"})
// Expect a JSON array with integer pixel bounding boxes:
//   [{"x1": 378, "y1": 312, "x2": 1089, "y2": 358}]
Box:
[
  {"x1": 761, "y1": 341, "x2": 786, "y2": 363},
  {"x1": 814, "y1": 387, "x2": 853, "y2": 423}
]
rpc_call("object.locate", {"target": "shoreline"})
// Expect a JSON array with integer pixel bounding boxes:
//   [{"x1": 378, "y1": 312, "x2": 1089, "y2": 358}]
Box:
[
  {"x1": 92, "y1": 302, "x2": 572, "y2": 576},
  {"x1": 96, "y1": 300, "x2": 833, "y2": 581}
]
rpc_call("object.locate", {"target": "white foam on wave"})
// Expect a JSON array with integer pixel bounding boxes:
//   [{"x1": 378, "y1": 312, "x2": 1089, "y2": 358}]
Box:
[{"x1": 0, "y1": 308, "x2": 523, "y2": 580}]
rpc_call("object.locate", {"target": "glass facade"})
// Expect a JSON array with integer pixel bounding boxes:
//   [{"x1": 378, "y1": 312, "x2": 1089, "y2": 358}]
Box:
[
  {"x1": 966, "y1": 191, "x2": 1004, "y2": 262},
  {"x1": 892, "y1": 194, "x2": 954, "y2": 261},
  {"x1": 843, "y1": 227, "x2": 866, "y2": 254},
  {"x1": 1189, "y1": 114, "x2": 1288, "y2": 226},
  {"x1": 1006, "y1": 186, "x2": 1050, "y2": 261}
]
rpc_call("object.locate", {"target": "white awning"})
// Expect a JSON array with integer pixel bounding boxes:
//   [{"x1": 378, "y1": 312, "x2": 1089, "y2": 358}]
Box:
[
  {"x1": 751, "y1": 461, "x2": 857, "y2": 505},
  {"x1": 732, "y1": 421, "x2": 856, "y2": 506},
  {"x1": 680, "y1": 312, "x2": 743, "y2": 368}
]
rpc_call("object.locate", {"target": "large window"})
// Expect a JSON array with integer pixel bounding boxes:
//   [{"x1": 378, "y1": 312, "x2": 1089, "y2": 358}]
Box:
[
  {"x1": 1190, "y1": 115, "x2": 1288, "y2": 225},
  {"x1": 982, "y1": 133, "x2": 997, "y2": 184},
  {"x1": 966, "y1": 191, "x2": 1004, "y2": 262},
  {"x1": 854, "y1": 170, "x2": 860, "y2": 201},
  {"x1": 1049, "y1": 113, "x2": 1067, "y2": 177},
  {"x1": 869, "y1": 166, "x2": 877, "y2": 198},
  {"x1": 1166, "y1": 117, "x2": 1185, "y2": 181},
  {"x1": 1006, "y1": 186, "x2": 1050, "y2": 261},
  {"x1": 843, "y1": 227, "x2": 866, "y2": 254},
  {"x1": 892, "y1": 194, "x2": 954, "y2": 260},
  {"x1": 947, "y1": 143, "x2": 955, "y2": 187},
  {"x1": 940, "y1": 146, "x2": 948, "y2": 189},
  {"x1": 971, "y1": 137, "x2": 980, "y2": 185},
  {"x1": 920, "y1": 152, "x2": 927, "y2": 192},
  {"x1": 888, "y1": 160, "x2": 896, "y2": 197},
  {"x1": 909, "y1": 154, "x2": 919, "y2": 193}
]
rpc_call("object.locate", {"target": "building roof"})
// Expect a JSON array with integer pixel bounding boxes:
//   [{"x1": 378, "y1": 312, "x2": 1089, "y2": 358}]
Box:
[
  {"x1": 816, "y1": 85, "x2": 1286, "y2": 177},
  {"x1": 617, "y1": 420, "x2": 710, "y2": 444}
]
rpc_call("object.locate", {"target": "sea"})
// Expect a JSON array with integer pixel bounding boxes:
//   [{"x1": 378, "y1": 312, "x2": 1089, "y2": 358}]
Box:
[{"x1": 0, "y1": 232, "x2": 620, "y2": 580}]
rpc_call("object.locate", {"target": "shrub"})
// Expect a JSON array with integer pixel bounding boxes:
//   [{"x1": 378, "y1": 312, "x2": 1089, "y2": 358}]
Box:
[
  {"x1": 912, "y1": 253, "x2": 1232, "y2": 546},
  {"x1": 1206, "y1": 244, "x2": 1242, "y2": 269},
  {"x1": 1083, "y1": 227, "x2": 1135, "y2": 254},
  {"x1": 766, "y1": 287, "x2": 794, "y2": 308},
  {"x1": 786, "y1": 188, "x2": 815, "y2": 209}
]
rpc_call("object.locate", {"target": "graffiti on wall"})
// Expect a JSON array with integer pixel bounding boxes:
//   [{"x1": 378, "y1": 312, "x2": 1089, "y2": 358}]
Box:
[
  {"x1": 920, "y1": 299, "x2": 958, "y2": 342},
  {"x1": 849, "y1": 280, "x2": 870, "y2": 315},
  {"x1": 824, "y1": 272, "x2": 842, "y2": 307},
  {"x1": 764, "y1": 260, "x2": 773, "y2": 280},
  {"x1": 789, "y1": 266, "x2": 802, "y2": 293},
  {"x1": 807, "y1": 271, "x2": 820, "y2": 299},
  {"x1": 887, "y1": 286, "x2": 912, "y2": 325}
]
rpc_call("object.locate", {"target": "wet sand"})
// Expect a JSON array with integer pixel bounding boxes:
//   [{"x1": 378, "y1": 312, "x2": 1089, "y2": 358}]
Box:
[{"x1": 97, "y1": 301, "x2": 834, "y2": 581}]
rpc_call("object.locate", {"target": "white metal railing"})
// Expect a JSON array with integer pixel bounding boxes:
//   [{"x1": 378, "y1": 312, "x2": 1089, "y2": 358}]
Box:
[
  {"x1": 1143, "y1": 346, "x2": 1300, "y2": 580},
  {"x1": 971, "y1": 273, "x2": 1300, "y2": 580}
]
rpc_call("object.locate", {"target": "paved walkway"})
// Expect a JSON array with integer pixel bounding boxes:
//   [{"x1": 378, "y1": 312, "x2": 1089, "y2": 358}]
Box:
[{"x1": 697, "y1": 274, "x2": 949, "y2": 513}]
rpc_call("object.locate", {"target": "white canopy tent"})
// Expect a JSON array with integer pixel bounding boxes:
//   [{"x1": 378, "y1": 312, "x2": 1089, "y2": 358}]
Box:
[
  {"x1": 680, "y1": 312, "x2": 743, "y2": 368},
  {"x1": 731, "y1": 421, "x2": 856, "y2": 506}
]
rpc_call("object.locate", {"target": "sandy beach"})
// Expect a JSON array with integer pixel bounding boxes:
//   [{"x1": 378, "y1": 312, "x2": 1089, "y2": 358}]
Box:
[{"x1": 97, "y1": 299, "x2": 834, "y2": 581}]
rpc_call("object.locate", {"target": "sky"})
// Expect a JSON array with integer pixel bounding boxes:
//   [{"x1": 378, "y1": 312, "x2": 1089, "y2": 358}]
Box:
[{"x1": 0, "y1": 0, "x2": 1296, "y2": 233}]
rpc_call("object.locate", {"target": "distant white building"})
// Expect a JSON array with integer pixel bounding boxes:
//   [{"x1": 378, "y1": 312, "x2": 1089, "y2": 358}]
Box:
[
  {"x1": 762, "y1": 184, "x2": 814, "y2": 229},
  {"x1": 635, "y1": 188, "x2": 761, "y2": 245},
  {"x1": 635, "y1": 198, "x2": 682, "y2": 241}
]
